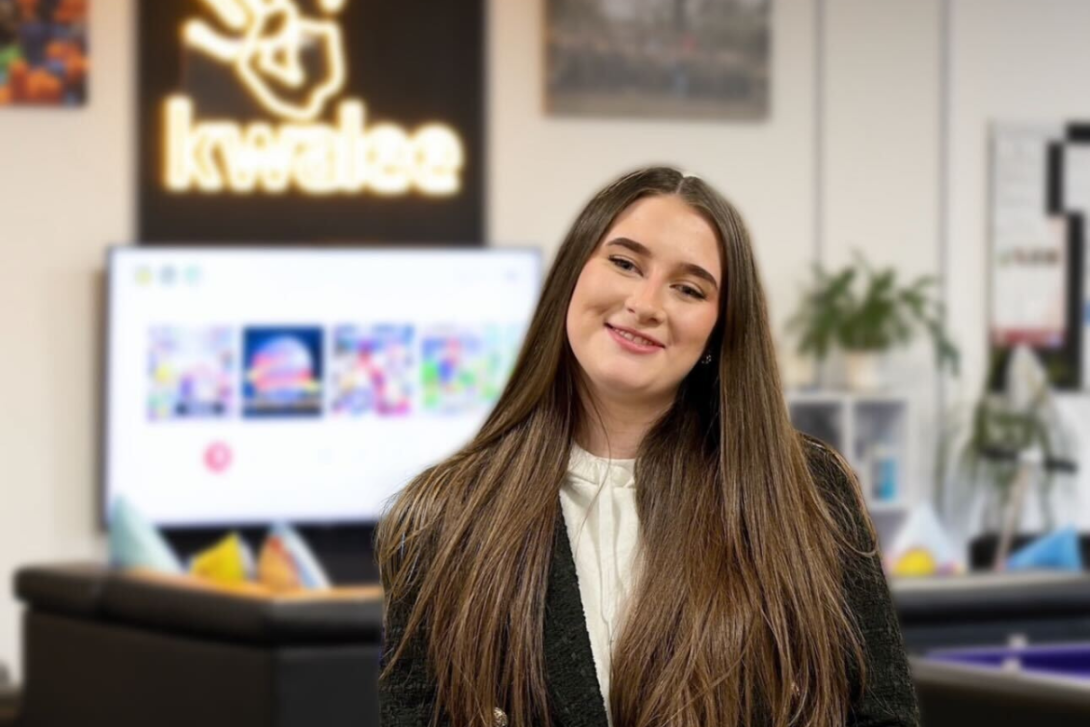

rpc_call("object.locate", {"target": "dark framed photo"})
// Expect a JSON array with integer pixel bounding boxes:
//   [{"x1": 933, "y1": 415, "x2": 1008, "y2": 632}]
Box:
[{"x1": 545, "y1": 0, "x2": 770, "y2": 121}]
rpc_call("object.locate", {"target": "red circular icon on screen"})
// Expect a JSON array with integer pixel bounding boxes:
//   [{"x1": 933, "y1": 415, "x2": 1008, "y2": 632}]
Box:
[{"x1": 204, "y1": 442, "x2": 233, "y2": 473}]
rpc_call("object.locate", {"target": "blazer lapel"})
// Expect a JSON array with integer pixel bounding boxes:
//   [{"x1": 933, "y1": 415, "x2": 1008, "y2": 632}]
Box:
[{"x1": 543, "y1": 505, "x2": 612, "y2": 727}]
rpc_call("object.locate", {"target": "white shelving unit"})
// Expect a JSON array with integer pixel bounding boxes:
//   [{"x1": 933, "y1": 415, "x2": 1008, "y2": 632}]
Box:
[{"x1": 787, "y1": 390, "x2": 914, "y2": 547}]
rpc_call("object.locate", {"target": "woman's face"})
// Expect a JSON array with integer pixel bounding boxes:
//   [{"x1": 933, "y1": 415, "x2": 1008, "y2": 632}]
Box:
[{"x1": 566, "y1": 194, "x2": 723, "y2": 408}]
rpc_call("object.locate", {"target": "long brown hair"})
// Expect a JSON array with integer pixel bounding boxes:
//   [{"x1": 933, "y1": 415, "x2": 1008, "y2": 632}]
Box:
[{"x1": 375, "y1": 167, "x2": 868, "y2": 727}]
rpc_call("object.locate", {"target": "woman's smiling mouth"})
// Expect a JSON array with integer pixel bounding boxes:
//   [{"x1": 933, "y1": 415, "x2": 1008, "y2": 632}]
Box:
[{"x1": 606, "y1": 323, "x2": 665, "y2": 352}]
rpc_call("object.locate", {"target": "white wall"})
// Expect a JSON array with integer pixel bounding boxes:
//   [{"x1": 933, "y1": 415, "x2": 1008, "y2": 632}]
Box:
[
  {"x1": 4, "y1": 0, "x2": 1089, "y2": 680},
  {"x1": 824, "y1": 0, "x2": 942, "y2": 509}
]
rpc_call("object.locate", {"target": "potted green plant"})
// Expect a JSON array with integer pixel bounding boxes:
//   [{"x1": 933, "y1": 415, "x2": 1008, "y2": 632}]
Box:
[{"x1": 787, "y1": 251, "x2": 959, "y2": 390}]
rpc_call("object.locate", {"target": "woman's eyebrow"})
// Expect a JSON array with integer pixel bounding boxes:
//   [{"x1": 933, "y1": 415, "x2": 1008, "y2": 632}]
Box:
[{"x1": 606, "y1": 237, "x2": 720, "y2": 291}]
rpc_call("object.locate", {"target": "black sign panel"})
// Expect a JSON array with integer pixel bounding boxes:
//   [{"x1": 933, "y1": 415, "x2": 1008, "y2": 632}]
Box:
[{"x1": 138, "y1": 0, "x2": 484, "y2": 244}]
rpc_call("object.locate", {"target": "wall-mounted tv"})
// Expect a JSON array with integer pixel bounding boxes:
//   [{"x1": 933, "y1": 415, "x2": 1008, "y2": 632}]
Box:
[{"x1": 103, "y1": 247, "x2": 541, "y2": 527}]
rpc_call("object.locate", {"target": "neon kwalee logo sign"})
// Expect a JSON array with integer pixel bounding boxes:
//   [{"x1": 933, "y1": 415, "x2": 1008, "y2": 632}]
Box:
[{"x1": 164, "y1": 0, "x2": 464, "y2": 196}]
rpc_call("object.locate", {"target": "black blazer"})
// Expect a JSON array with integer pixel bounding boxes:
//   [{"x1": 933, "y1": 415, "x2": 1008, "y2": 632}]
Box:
[{"x1": 379, "y1": 438, "x2": 921, "y2": 727}]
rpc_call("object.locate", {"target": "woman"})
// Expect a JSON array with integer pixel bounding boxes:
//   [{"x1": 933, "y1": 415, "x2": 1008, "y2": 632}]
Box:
[{"x1": 375, "y1": 167, "x2": 919, "y2": 727}]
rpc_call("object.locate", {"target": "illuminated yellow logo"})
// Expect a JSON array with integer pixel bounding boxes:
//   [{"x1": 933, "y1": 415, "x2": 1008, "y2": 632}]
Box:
[{"x1": 164, "y1": 0, "x2": 464, "y2": 196}]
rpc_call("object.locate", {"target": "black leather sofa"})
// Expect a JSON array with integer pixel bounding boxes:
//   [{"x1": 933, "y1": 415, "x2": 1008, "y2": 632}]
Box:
[
  {"x1": 12, "y1": 563, "x2": 384, "y2": 727},
  {"x1": 891, "y1": 570, "x2": 1090, "y2": 652}
]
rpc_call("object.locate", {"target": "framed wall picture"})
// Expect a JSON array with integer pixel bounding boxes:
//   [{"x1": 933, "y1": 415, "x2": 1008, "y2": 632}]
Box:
[
  {"x1": 545, "y1": 0, "x2": 770, "y2": 121},
  {"x1": 138, "y1": 0, "x2": 485, "y2": 244},
  {"x1": 0, "y1": 0, "x2": 89, "y2": 106}
]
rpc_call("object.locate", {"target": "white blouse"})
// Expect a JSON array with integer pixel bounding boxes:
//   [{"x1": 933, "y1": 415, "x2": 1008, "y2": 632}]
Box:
[{"x1": 559, "y1": 443, "x2": 642, "y2": 727}]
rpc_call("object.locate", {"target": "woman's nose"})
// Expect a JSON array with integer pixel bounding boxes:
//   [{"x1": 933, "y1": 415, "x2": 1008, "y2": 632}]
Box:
[{"x1": 625, "y1": 280, "x2": 664, "y2": 323}]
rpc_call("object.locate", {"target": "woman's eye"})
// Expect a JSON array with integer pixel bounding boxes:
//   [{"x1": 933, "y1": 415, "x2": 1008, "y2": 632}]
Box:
[
  {"x1": 609, "y1": 256, "x2": 638, "y2": 273},
  {"x1": 677, "y1": 285, "x2": 706, "y2": 300}
]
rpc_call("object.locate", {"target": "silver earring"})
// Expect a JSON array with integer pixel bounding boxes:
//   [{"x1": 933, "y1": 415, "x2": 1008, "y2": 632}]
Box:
[{"x1": 701, "y1": 353, "x2": 713, "y2": 365}]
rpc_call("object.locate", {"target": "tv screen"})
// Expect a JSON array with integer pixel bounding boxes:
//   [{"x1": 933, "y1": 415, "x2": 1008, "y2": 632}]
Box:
[{"x1": 103, "y1": 247, "x2": 541, "y2": 527}]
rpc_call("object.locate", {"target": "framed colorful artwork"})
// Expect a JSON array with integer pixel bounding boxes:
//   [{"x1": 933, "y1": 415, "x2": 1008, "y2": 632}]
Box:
[{"x1": 0, "y1": 0, "x2": 88, "y2": 107}]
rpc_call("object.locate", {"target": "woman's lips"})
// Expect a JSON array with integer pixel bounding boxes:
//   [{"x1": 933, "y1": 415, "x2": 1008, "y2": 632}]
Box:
[{"x1": 606, "y1": 324, "x2": 664, "y2": 354}]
